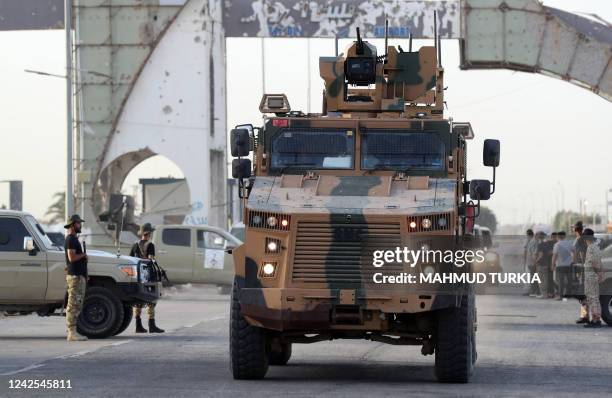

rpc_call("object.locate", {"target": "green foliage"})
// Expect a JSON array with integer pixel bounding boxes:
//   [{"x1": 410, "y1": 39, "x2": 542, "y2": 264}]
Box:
[
  {"x1": 45, "y1": 192, "x2": 65, "y2": 224},
  {"x1": 477, "y1": 206, "x2": 498, "y2": 234},
  {"x1": 552, "y1": 211, "x2": 602, "y2": 233}
]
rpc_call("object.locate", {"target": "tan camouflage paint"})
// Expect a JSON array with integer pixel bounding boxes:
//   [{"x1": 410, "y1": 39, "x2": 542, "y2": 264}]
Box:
[
  {"x1": 320, "y1": 41, "x2": 444, "y2": 117},
  {"x1": 233, "y1": 38, "x2": 468, "y2": 332}
]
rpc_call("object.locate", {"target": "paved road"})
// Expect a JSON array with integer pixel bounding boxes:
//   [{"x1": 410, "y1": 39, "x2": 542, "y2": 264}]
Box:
[{"x1": 1, "y1": 285, "x2": 611, "y2": 397}]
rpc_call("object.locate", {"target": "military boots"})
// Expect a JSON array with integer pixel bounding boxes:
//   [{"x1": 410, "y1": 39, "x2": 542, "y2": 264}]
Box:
[
  {"x1": 135, "y1": 317, "x2": 147, "y2": 333},
  {"x1": 148, "y1": 319, "x2": 165, "y2": 333}
]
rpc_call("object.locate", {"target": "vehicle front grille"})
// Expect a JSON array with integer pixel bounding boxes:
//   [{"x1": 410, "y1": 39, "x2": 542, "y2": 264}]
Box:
[{"x1": 292, "y1": 220, "x2": 403, "y2": 285}]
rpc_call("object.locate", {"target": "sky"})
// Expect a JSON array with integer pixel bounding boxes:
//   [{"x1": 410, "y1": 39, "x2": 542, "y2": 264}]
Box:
[{"x1": 1, "y1": 0, "x2": 611, "y2": 227}]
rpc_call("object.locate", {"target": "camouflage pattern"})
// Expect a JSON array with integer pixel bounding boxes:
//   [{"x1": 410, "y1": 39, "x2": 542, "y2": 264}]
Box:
[
  {"x1": 232, "y1": 35, "x2": 470, "y2": 336},
  {"x1": 133, "y1": 303, "x2": 156, "y2": 319},
  {"x1": 320, "y1": 43, "x2": 442, "y2": 116},
  {"x1": 584, "y1": 244, "x2": 602, "y2": 320},
  {"x1": 65, "y1": 275, "x2": 86, "y2": 331}
]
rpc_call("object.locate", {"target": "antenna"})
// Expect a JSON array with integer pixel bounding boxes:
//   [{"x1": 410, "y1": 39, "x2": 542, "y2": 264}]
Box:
[
  {"x1": 434, "y1": 11, "x2": 438, "y2": 60},
  {"x1": 356, "y1": 27, "x2": 364, "y2": 55},
  {"x1": 335, "y1": 34, "x2": 339, "y2": 57},
  {"x1": 436, "y1": 12, "x2": 442, "y2": 67},
  {"x1": 384, "y1": 19, "x2": 389, "y2": 60}
]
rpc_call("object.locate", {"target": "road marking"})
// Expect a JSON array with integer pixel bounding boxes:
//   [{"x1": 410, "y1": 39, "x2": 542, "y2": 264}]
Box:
[
  {"x1": 0, "y1": 340, "x2": 133, "y2": 377},
  {"x1": 184, "y1": 315, "x2": 226, "y2": 328},
  {"x1": 0, "y1": 363, "x2": 45, "y2": 376},
  {"x1": 480, "y1": 314, "x2": 537, "y2": 318}
]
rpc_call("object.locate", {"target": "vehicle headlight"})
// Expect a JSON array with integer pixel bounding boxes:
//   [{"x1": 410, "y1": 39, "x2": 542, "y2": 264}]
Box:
[
  {"x1": 267, "y1": 241, "x2": 278, "y2": 252},
  {"x1": 266, "y1": 216, "x2": 278, "y2": 227},
  {"x1": 252, "y1": 215, "x2": 263, "y2": 225},
  {"x1": 422, "y1": 218, "x2": 432, "y2": 229},
  {"x1": 409, "y1": 221, "x2": 417, "y2": 229},
  {"x1": 260, "y1": 262, "x2": 277, "y2": 277},
  {"x1": 118, "y1": 265, "x2": 138, "y2": 280},
  {"x1": 437, "y1": 217, "x2": 448, "y2": 228},
  {"x1": 485, "y1": 252, "x2": 498, "y2": 262}
]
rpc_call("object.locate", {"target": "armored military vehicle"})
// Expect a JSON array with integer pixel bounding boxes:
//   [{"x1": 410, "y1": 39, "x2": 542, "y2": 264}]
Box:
[{"x1": 229, "y1": 26, "x2": 500, "y2": 382}]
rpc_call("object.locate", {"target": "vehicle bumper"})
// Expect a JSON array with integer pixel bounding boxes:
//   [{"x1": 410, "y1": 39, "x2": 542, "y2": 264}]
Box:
[
  {"x1": 117, "y1": 282, "x2": 162, "y2": 304},
  {"x1": 238, "y1": 287, "x2": 462, "y2": 331}
]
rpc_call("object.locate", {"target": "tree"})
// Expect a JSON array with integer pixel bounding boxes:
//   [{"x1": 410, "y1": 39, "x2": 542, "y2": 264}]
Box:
[
  {"x1": 477, "y1": 206, "x2": 498, "y2": 234},
  {"x1": 552, "y1": 210, "x2": 602, "y2": 232},
  {"x1": 45, "y1": 192, "x2": 66, "y2": 224}
]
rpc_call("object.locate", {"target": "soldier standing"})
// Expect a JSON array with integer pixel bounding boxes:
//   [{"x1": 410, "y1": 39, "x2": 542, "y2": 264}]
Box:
[
  {"x1": 573, "y1": 221, "x2": 590, "y2": 323},
  {"x1": 64, "y1": 214, "x2": 88, "y2": 342},
  {"x1": 581, "y1": 228, "x2": 603, "y2": 328},
  {"x1": 129, "y1": 223, "x2": 165, "y2": 333}
]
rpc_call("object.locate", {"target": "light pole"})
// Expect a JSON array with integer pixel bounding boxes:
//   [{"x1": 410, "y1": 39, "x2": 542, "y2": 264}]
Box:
[{"x1": 65, "y1": 0, "x2": 74, "y2": 218}]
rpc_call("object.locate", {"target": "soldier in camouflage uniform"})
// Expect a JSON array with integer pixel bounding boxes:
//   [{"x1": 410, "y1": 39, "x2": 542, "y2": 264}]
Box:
[
  {"x1": 129, "y1": 223, "x2": 165, "y2": 333},
  {"x1": 64, "y1": 214, "x2": 88, "y2": 341},
  {"x1": 582, "y1": 228, "x2": 603, "y2": 328}
]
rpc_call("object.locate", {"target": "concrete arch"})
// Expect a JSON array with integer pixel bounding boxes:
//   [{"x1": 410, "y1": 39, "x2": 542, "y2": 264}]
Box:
[{"x1": 460, "y1": 0, "x2": 612, "y2": 102}]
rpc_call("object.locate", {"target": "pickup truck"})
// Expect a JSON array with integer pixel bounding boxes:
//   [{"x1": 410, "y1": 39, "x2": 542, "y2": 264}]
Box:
[
  {"x1": 149, "y1": 224, "x2": 241, "y2": 293},
  {"x1": 0, "y1": 210, "x2": 162, "y2": 338}
]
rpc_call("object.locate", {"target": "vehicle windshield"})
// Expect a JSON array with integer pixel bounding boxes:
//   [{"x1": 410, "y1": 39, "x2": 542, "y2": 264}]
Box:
[
  {"x1": 24, "y1": 215, "x2": 59, "y2": 251},
  {"x1": 270, "y1": 129, "x2": 354, "y2": 170},
  {"x1": 361, "y1": 130, "x2": 446, "y2": 171}
]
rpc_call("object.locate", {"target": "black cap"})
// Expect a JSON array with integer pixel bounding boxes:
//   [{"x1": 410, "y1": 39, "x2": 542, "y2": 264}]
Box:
[
  {"x1": 138, "y1": 223, "x2": 155, "y2": 235},
  {"x1": 64, "y1": 214, "x2": 85, "y2": 229},
  {"x1": 583, "y1": 228, "x2": 595, "y2": 240},
  {"x1": 573, "y1": 221, "x2": 584, "y2": 229}
]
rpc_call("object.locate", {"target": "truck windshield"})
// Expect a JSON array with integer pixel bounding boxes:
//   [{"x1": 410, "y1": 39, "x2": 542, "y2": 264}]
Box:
[
  {"x1": 24, "y1": 215, "x2": 59, "y2": 251},
  {"x1": 270, "y1": 129, "x2": 354, "y2": 170},
  {"x1": 361, "y1": 130, "x2": 445, "y2": 171}
]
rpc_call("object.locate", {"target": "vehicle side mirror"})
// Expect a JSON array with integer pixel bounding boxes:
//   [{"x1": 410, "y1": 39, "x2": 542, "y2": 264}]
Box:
[
  {"x1": 470, "y1": 180, "x2": 491, "y2": 201},
  {"x1": 483, "y1": 139, "x2": 500, "y2": 167},
  {"x1": 232, "y1": 158, "x2": 252, "y2": 179},
  {"x1": 23, "y1": 236, "x2": 37, "y2": 255},
  {"x1": 231, "y1": 128, "x2": 251, "y2": 157}
]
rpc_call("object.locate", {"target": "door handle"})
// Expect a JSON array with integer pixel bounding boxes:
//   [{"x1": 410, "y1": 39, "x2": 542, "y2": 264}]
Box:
[
  {"x1": 21, "y1": 263, "x2": 42, "y2": 267},
  {"x1": 158, "y1": 250, "x2": 167, "y2": 254}
]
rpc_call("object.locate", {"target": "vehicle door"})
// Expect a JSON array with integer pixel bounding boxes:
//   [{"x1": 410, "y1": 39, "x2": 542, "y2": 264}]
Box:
[
  {"x1": 154, "y1": 227, "x2": 194, "y2": 283},
  {"x1": 194, "y1": 229, "x2": 236, "y2": 285},
  {"x1": 0, "y1": 216, "x2": 47, "y2": 302}
]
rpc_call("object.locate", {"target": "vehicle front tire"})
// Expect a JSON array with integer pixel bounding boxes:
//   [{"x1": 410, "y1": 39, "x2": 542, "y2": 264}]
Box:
[
  {"x1": 601, "y1": 295, "x2": 612, "y2": 326},
  {"x1": 230, "y1": 282, "x2": 269, "y2": 379},
  {"x1": 435, "y1": 294, "x2": 475, "y2": 383},
  {"x1": 77, "y1": 287, "x2": 124, "y2": 339},
  {"x1": 113, "y1": 304, "x2": 134, "y2": 336},
  {"x1": 269, "y1": 343, "x2": 292, "y2": 366}
]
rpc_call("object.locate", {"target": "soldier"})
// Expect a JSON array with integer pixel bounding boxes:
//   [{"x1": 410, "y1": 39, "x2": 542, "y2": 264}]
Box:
[
  {"x1": 129, "y1": 223, "x2": 165, "y2": 333},
  {"x1": 581, "y1": 228, "x2": 603, "y2": 328},
  {"x1": 572, "y1": 221, "x2": 590, "y2": 323},
  {"x1": 526, "y1": 229, "x2": 540, "y2": 297},
  {"x1": 64, "y1": 214, "x2": 88, "y2": 342}
]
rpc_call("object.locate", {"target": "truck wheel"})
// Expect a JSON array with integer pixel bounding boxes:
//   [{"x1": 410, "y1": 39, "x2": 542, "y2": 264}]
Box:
[
  {"x1": 601, "y1": 295, "x2": 612, "y2": 326},
  {"x1": 77, "y1": 287, "x2": 124, "y2": 339},
  {"x1": 269, "y1": 343, "x2": 292, "y2": 365},
  {"x1": 113, "y1": 304, "x2": 134, "y2": 336},
  {"x1": 435, "y1": 294, "x2": 475, "y2": 383},
  {"x1": 230, "y1": 283, "x2": 269, "y2": 379}
]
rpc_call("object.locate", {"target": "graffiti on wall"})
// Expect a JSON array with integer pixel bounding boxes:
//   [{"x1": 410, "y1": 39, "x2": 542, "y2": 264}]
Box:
[{"x1": 223, "y1": 0, "x2": 460, "y2": 38}]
